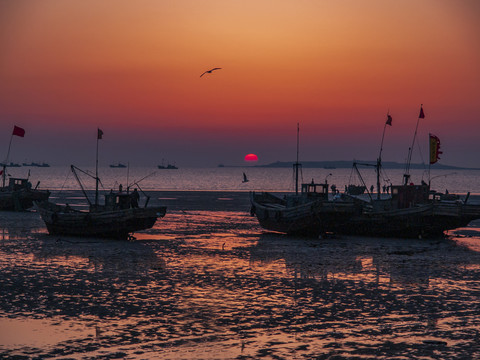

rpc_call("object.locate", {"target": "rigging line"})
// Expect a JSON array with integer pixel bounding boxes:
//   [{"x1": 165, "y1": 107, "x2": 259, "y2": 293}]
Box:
[
  {"x1": 416, "y1": 139, "x2": 427, "y2": 171},
  {"x1": 58, "y1": 167, "x2": 71, "y2": 195}
]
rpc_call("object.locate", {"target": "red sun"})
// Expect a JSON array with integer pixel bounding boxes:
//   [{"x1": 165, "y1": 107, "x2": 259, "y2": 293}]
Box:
[{"x1": 244, "y1": 153, "x2": 258, "y2": 162}]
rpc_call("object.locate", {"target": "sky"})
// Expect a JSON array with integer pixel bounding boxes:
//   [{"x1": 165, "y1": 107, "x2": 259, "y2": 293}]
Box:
[{"x1": 0, "y1": 0, "x2": 479, "y2": 167}]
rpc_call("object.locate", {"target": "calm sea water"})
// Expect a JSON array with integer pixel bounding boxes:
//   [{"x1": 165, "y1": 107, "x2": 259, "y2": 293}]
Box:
[{"x1": 9, "y1": 165, "x2": 480, "y2": 194}]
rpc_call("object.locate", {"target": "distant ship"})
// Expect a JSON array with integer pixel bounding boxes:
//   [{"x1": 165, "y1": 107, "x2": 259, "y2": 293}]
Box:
[
  {"x1": 110, "y1": 163, "x2": 127, "y2": 168},
  {"x1": 158, "y1": 160, "x2": 178, "y2": 169},
  {"x1": 0, "y1": 162, "x2": 21, "y2": 167},
  {"x1": 22, "y1": 162, "x2": 50, "y2": 167}
]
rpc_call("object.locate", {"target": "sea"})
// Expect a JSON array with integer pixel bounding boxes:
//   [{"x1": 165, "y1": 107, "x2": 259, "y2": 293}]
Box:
[
  {"x1": 1, "y1": 165, "x2": 480, "y2": 359},
  {"x1": 13, "y1": 165, "x2": 480, "y2": 193}
]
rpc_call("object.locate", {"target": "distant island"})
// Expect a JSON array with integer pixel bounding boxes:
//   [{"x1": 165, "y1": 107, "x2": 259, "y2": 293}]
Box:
[{"x1": 255, "y1": 161, "x2": 480, "y2": 170}]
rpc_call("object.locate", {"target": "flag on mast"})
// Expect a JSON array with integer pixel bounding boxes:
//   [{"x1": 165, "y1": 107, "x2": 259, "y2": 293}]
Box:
[
  {"x1": 12, "y1": 125, "x2": 25, "y2": 137},
  {"x1": 429, "y1": 134, "x2": 442, "y2": 164},
  {"x1": 97, "y1": 128, "x2": 103, "y2": 139},
  {"x1": 419, "y1": 105, "x2": 425, "y2": 119},
  {"x1": 386, "y1": 114, "x2": 392, "y2": 126}
]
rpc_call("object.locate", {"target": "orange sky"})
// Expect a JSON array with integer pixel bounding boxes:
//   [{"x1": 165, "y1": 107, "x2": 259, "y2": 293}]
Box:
[{"x1": 0, "y1": 0, "x2": 479, "y2": 167}]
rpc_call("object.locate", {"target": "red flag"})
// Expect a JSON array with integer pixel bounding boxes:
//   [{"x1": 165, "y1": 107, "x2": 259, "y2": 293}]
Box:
[
  {"x1": 386, "y1": 114, "x2": 392, "y2": 126},
  {"x1": 429, "y1": 134, "x2": 442, "y2": 164},
  {"x1": 419, "y1": 105, "x2": 425, "y2": 119},
  {"x1": 12, "y1": 125, "x2": 25, "y2": 137},
  {"x1": 97, "y1": 128, "x2": 103, "y2": 139}
]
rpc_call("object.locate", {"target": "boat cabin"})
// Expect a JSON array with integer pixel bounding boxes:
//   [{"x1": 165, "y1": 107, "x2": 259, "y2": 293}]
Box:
[
  {"x1": 301, "y1": 181, "x2": 329, "y2": 200},
  {"x1": 6, "y1": 178, "x2": 32, "y2": 191},
  {"x1": 104, "y1": 191, "x2": 139, "y2": 210},
  {"x1": 391, "y1": 183, "x2": 429, "y2": 208}
]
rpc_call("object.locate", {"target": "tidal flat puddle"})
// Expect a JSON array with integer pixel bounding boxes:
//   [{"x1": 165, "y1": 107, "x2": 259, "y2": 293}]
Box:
[
  {"x1": 0, "y1": 317, "x2": 93, "y2": 349},
  {"x1": 1, "y1": 210, "x2": 480, "y2": 359}
]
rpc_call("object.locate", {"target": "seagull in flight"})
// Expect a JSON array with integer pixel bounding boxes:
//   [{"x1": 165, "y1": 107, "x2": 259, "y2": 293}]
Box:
[{"x1": 200, "y1": 67, "x2": 222, "y2": 77}]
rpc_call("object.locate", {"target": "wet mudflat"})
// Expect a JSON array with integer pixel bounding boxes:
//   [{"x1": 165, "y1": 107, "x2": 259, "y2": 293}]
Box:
[{"x1": 1, "y1": 209, "x2": 480, "y2": 359}]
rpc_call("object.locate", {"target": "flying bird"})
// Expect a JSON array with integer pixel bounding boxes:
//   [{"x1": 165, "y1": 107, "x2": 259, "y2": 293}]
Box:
[{"x1": 200, "y1": 67, "x2": 222, "y2": 77}]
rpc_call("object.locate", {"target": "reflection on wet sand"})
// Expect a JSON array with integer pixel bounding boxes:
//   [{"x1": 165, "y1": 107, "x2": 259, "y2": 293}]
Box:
[
  {"x1": 0, "y1": 211, "x2": 45, "y2": 240},
  {"x1": 1, "y1": 210, "x2": 480, "y2": 359}
]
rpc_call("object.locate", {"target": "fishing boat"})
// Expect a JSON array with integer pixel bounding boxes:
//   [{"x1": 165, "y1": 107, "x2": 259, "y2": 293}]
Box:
[
  {"x1": 0, "y1": 177, "x2": 50, "y2": 211},
  {"x1": 250, "y1": 124, "x2": 359, "y2": 236},
  {"x1": 0, "y1": 162, "x2": 21, "y2": 167},
  {"x1": 109, "y1": 163, "x2": 127, "y2": 168},
  {"x1": 1, "y1": 126, "x2": 50, "y2": 211},
  {"x1": 334, "y1": 107, "x2": 480, "y2": 238},
  {"x1": 35, "y1": 129, "x2": 166, "y2": 239},
  {"x1": 158, "y1": 159, "x2": 178, "y2": 169},
  {"x1": 22, "y1": 162, "x2": 50, "y2": 167},
  {"x1": 251, "y1": 108, "x2": 480, "y2": 238}
]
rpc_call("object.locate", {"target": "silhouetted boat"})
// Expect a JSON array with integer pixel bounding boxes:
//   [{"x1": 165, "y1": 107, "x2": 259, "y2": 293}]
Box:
[
  {"x1": 35, "y1": 129, "x2": 166, "y2": 239},
  {"x1": 109, "y1": 163, "x2": 127, "y2": 168},
  {"x1": 34, "y1": 181, "x2": 166, "y2": 239},
  {"x1": 1, "y1": 177, "x2": 50, "y2": 211},
  {"x1": 250, "y1": 124, "x2": 359, "y2": 236},
  {"x1": 158, "y1": 160, "x2": 178, "y2": 169},
  {"x1": 1, "y1": 126, "x2": 50, "y2": 211},
  {"x1": 0, "y1": 162, "x2": 21, "y2": 167},
  {"x1": 332, "y1": 107, "x2": 480, "y2": 238},
  {"x1": 22, "y1": 162, "x2": 50, "y2": 167},
  {"x1": 251, "y1": 109, "x2": 480, "y2": 238}
]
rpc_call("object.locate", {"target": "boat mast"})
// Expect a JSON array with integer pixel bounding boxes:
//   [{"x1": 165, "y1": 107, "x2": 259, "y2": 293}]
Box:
[
  {"x1": 95, "y1": 128, "x2": 103, "y2": 206},
  {"x1": 403, "y1": 105, "x2": 424, "y2": 185},
  {"x1": 294, "y1": 123, "x2": 300, "y2": 195},
  {"x1": 3, "y1": 128, "x2": 17, "y2": 187},
  {"x1": 126, "y1": 162, "x2": 130, "y2": 193},
  {"x1": 376, "y1": 112, "x2": 391, "y2": 199}
]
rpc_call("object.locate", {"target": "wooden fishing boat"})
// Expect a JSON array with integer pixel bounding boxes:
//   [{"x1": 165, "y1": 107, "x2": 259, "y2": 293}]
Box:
[
  {"x1": 0, "y1": 177, "x2": 50, "y2": 211},
  {"x1": 251, "y1": 108, "x2": 480, "y2": 238},
  {"x1": 251, "y1": 182, "x2": 360, "y2": 236},
  {"x1": 34, "y1": 189, "x2": 166, "y2": 239},
  {"x1": 1, "y1": 125, "x2": 50, "y2": 211},
  {"x1": 338, "y1": 106, "x2": 480, "y2": 238},
  {"x1": 35, "y1": 129, "x2": 166, "y2": 239},
  {"x1": 250, "y1": 124, "x2": 360, "y2": 236}
]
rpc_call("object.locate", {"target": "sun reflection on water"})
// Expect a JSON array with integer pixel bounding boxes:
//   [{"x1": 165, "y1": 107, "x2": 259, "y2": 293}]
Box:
[{"x1": 1, "y1": 209, "x2": 480, "y2": 359}]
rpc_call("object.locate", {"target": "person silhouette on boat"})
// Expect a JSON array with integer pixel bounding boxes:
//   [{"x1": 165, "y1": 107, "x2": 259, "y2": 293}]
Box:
[{"x1": 131, "y1": 188, "x2": 140, "y2": 208}]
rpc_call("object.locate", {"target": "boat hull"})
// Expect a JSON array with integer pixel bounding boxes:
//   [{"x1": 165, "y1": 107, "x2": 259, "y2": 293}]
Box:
[
  {"x1": 251, "y1": 192, "x2": 480, "y2": 238},
  {"x1": 250, "y1": 192, "x2": 358, "y2": 236},
  {"x1": 332, "y1": 204, "x2": 476, "y2": 238},
  {"x1": 34, "y1": 201, "x2": 167, "y2": 239},
  {"x1": 0, "y1": 189, "x2": 50, "y2": 211}
]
